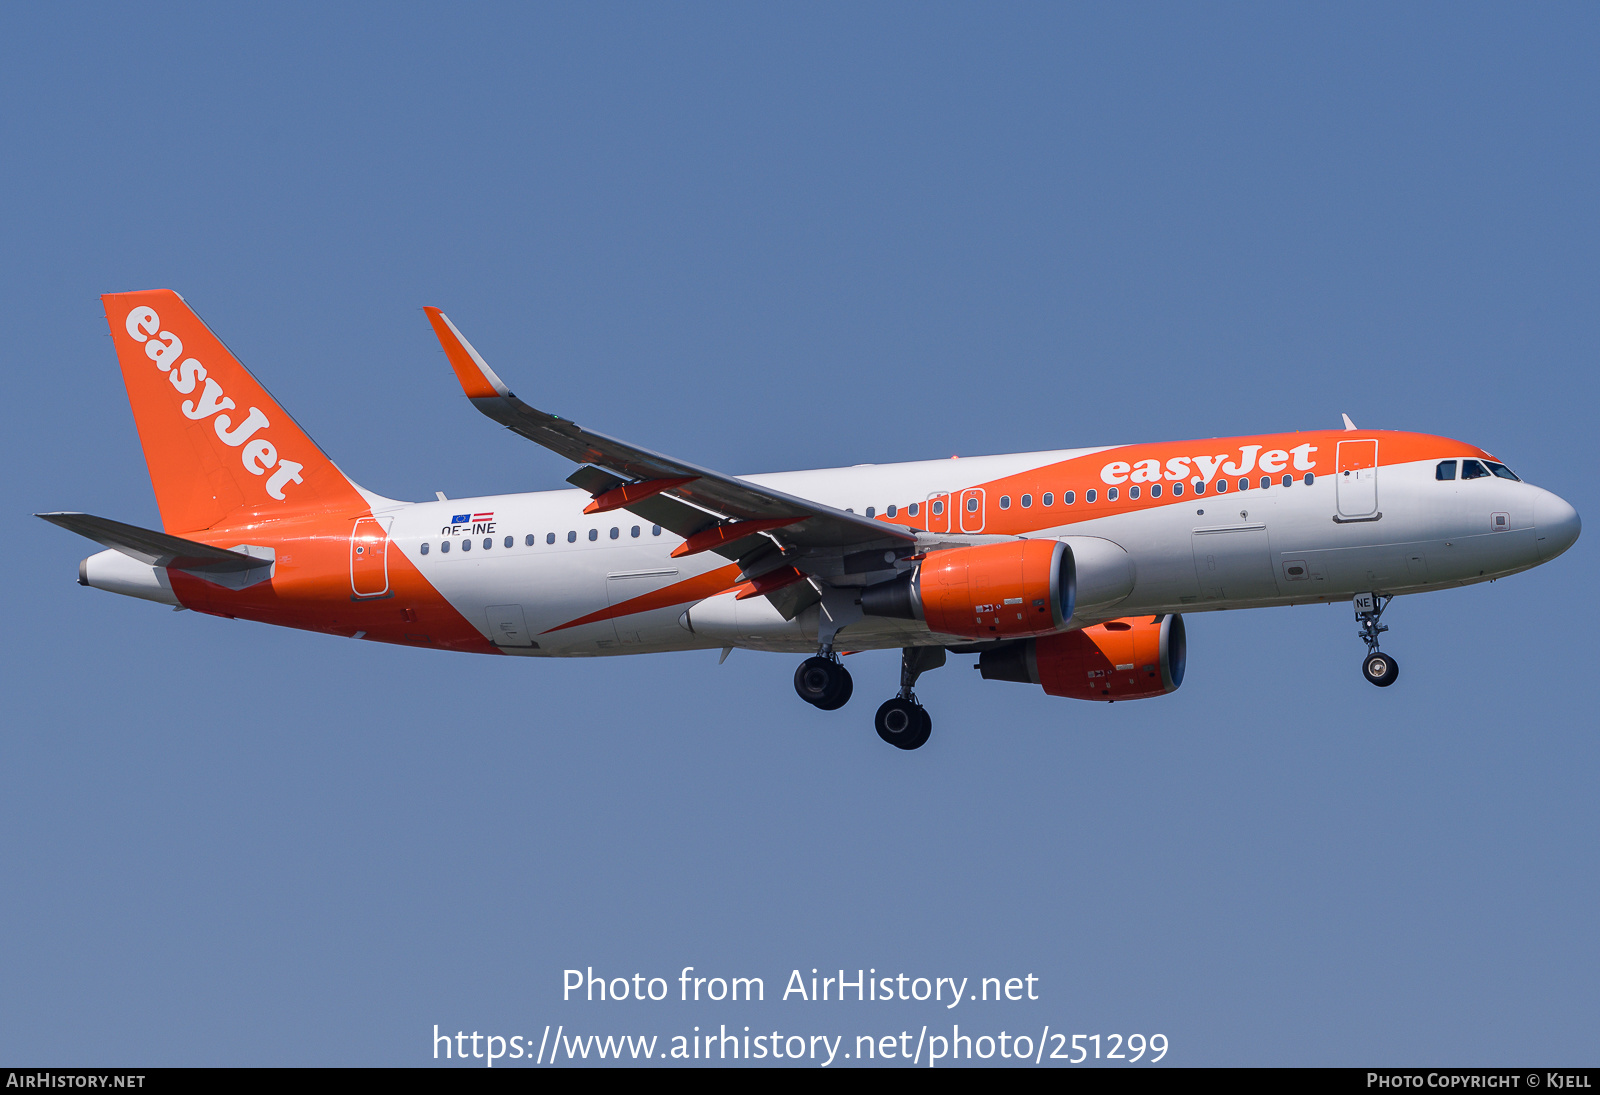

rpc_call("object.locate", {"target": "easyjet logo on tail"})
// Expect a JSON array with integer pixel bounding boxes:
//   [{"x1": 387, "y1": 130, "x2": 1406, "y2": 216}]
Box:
[
  {"x1": 124, "y1": 306, "x2": 304, "y2": 501},
  {"x1": 1100, "y1": 442, "x2": 1318, "y2": 486}
]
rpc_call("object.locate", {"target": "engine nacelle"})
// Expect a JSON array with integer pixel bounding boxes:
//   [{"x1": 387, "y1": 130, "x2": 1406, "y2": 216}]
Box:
[
  {"x1": 978, "y1": 614, "x2": 1186, "y2": 701},
  {"x1": 860, "y1": 539, "x2": 1072, "y2": 640}
]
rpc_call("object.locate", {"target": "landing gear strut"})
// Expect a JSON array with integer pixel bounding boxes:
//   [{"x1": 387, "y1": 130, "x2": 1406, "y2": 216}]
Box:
[
  {"x1": 874, "y1": 647, "x2": 944, "y2": 750},
  {"x1": 1354, "y1": 593, "x2": 1399, "y2": 687}
]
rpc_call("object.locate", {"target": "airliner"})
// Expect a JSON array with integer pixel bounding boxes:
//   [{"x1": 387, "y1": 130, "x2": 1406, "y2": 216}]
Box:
[{"x1": 43, "y1": 291, "x2": 1581, "y2": 750}]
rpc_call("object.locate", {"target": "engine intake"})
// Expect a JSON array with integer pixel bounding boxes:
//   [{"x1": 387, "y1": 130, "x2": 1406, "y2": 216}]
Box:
[
  {"x1": 860, "y1": 539, "x2": 1073, "y2": 641},
  {"x1": 979, "y1": 614, "x2": 1186, "y2": 701}
]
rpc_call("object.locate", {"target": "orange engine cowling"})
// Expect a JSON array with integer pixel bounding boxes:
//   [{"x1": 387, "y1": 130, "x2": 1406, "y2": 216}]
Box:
[
  {"x1": 978, "y1": 614, "x2": 1186, "y2": 701},
  {"x1": 859, "y1": 539, "x2": 1072, "y2": 641}
]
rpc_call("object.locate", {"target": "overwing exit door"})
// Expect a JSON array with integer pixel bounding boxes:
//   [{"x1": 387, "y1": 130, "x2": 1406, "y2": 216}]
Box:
[
  {"x1": 350, "y1": 516, "x2": 393, "y2": 598},
  {"x1": 959, "y1": 487, "x2": 986, "y2": 533},
  {"x1": 1336, "y1": 439, "x2": 1378, "y2": 518}
]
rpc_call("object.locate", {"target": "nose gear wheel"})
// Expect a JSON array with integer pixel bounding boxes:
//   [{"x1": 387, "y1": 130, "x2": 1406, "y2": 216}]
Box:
[{"x1": 1362, "y1": 651, "x2": 1399, "y2": 687}]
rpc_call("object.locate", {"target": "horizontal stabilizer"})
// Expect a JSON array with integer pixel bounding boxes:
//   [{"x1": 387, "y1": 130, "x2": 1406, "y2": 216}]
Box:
[{"x1": 36, "y1": 512, "x2": 263, "y2": 572}]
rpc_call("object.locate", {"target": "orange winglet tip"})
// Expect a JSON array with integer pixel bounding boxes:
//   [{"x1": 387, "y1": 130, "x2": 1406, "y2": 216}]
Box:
[
  {"x1": 733, "y1": 566, "x2": 808, "y2": 600},
  {"x1": 669, "y1": 517, "x2": 804, "y2": 559},
  {"x1": 583, "y1": 476, "x2": 699, "y2": 515},
  {"x1": 423, "y1": 306, "x2": 501, "y2": 400}
]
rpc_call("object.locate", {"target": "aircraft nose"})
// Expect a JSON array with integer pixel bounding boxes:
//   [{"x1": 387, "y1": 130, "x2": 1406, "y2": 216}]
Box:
[{"x1": 1535, "y1": 491, "x2": 1581, "y2": 561}]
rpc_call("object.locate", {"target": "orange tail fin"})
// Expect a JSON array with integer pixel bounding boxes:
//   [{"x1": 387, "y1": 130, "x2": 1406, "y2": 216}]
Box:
[{"x1": 102, "y1": 290, "x2": 366, "y2": 533}]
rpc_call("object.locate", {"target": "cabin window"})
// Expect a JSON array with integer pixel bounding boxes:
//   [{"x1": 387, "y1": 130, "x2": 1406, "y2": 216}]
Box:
[
  {"x1": 999, "y1": 495, "x2": 1011, "y2": 510},
  {"x1": 1085, "y1": 489, "x2": 1096, "y2": 503},
  {"x1": 547, "y1": 533, "x2": 556, "y2": 544},
  {"x1": 1021, "y1": 494, "x2": 1032, "y2": 508},
  {"x1": 966, "y1": 497, "x2": 979, "y2": 512},
  {"x1": 1128, "y1": 486, "x2": 1140, "y2": 500},
  {"x1": 1151, "y1": 484, "x2": 1162, "y2": 498},
  {"x1": 1215, "y1": 480, "x2": 1228, "y2": 493},
  {"x1": 908, "y1": 503, "x2": 919, "y2": 516},
  {"x1": 1172, "y1": 482, "x2": 1183, "y2": 497},
  {"x1": 1260, "y1": 476, "x2": 1271, "y2": 490},
  {"x1": 1064, "y1": 491, "x2": 1074, "y2": 505},
  {"x1": 567, "y1": 531, "x2": 576, "y2": 543},
  {"x1": 1107, "y1": 487, "x2": 1119, "y2": 501},
  {"x1": 652, "y1": 525, "x2": 662, "y2": 536},
  {"x1": 1193, "y1": 480, "x2": 1206, "y2": 494},
  {"x1": 931, "y1": 501, "x2": 943, "y2": 515},
  {"x1": 461, "y1": 539, "x2": 472, "y2": 551},
  {"x1": 440, "y1": 540, "x2": 449, "y2": 553},
  {"x1": 1436, "y1": 460, "x2": 1457, "y2": 481},
  {"x1": 887, "y1": 505, "x2": 898, "y2": 517},
  {"x1": 420, "y1": 542, "x2": 429, "y2": 555},
  {"x1": 1282, "y1": 474, "x2": 1292, "y2": 487},
  {"x1": 504, "y1": 536, "x2": 513, "y2": 548},
  {"x1": 610, "y1": 527, "x2": 619, "y2": 539},
  {"x1": 1303, "y1": 472, "x2": 1315, "y2": 485},
  {"x1": 631, "y1": 525, "x2": 640, "y2": 537},
  {"x1": 1238, "y1": 478, "x2": 1249, "y2": 491},
  {"x1": 1043, "y1": 492, "x2": 1054, "y2": 506},
  {"x1": 1462, "y1": 459, "x2": 1490, "y2": 480},
  {"x1": 865, "y1": 506, "x2": 875, "y2": 518},
  {"x1": 483, "y1": 537, "x2": 492, "y2": 549},
  {"x1": 589, "y1": 528, "x2": 599, "y2": 541}
]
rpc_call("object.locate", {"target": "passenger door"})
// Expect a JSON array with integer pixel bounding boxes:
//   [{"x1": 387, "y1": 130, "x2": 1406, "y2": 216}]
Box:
[
  {"x1": 1336, "y1": 439, "x2": 1379, "y2": 519},
  {"x1": 350, "y1": 516, "x2": 392, "y2": 598}
]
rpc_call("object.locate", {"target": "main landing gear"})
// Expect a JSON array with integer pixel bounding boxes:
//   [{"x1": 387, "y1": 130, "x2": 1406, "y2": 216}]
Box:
[
  {"x1": 792, "y1": 645, "x2": 945, "y2": 750},
  {"x1": 875, "y1": 647, "x2": 943, "y2": 750},
  {"x1": 874, "y1": 696, "x2": 931, "y2": 751},
  {"x1": 1354, "y1": 592, "x2": 1400, "y2": 687},
  {"x1": 794, "y1": 654, "x2": 853, "y2": 710}
]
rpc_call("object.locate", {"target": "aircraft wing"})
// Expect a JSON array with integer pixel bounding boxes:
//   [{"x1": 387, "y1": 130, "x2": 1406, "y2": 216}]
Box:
[{"x1": 424, "y1": 309, "x2": 917, "y2": 576}]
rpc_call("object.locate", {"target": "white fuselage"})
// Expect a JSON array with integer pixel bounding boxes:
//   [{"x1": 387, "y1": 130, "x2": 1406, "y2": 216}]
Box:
[{"x1": 379, "y1": 449, "x2": 1568, "y2": 657}]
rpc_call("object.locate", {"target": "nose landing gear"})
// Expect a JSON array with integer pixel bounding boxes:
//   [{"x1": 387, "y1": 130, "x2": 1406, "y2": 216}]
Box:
[{"x1": 1354, "y1": 592, "x2": 1400, "y2": 687}]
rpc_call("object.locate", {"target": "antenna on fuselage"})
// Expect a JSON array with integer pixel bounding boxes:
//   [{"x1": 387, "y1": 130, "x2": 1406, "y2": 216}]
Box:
[{"x1": 1341, "y1": 413, "x2": 1358, "y2": 431}]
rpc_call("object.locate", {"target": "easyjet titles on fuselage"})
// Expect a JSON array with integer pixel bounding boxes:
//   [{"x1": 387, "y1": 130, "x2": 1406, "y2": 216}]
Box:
[{"x1": 1099, "y1": 443, "x2": 1319, "y2": 487}]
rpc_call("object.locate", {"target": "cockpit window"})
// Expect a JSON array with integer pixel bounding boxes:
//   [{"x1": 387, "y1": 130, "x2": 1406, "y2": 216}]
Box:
[
  {"x1": 1435, "y1": 460, "x2": 1457, "y2": 481},
  {"x1": 1461, "y1": 459, "x2": 1490, "y2": 480},
  {"x1": 1485, "y1": 461, "x2": 1520, "y2": 482}
]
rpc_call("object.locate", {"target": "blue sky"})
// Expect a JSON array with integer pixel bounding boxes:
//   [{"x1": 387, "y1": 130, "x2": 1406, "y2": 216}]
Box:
[{"x1": 1, "y1": 3, "x2": 1595, "y2": 1066}]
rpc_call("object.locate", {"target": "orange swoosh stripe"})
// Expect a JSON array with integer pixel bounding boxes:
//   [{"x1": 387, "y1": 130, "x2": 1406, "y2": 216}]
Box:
[{"x1": 542, "y1": 563, "x2": 743, "y2": 634}]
